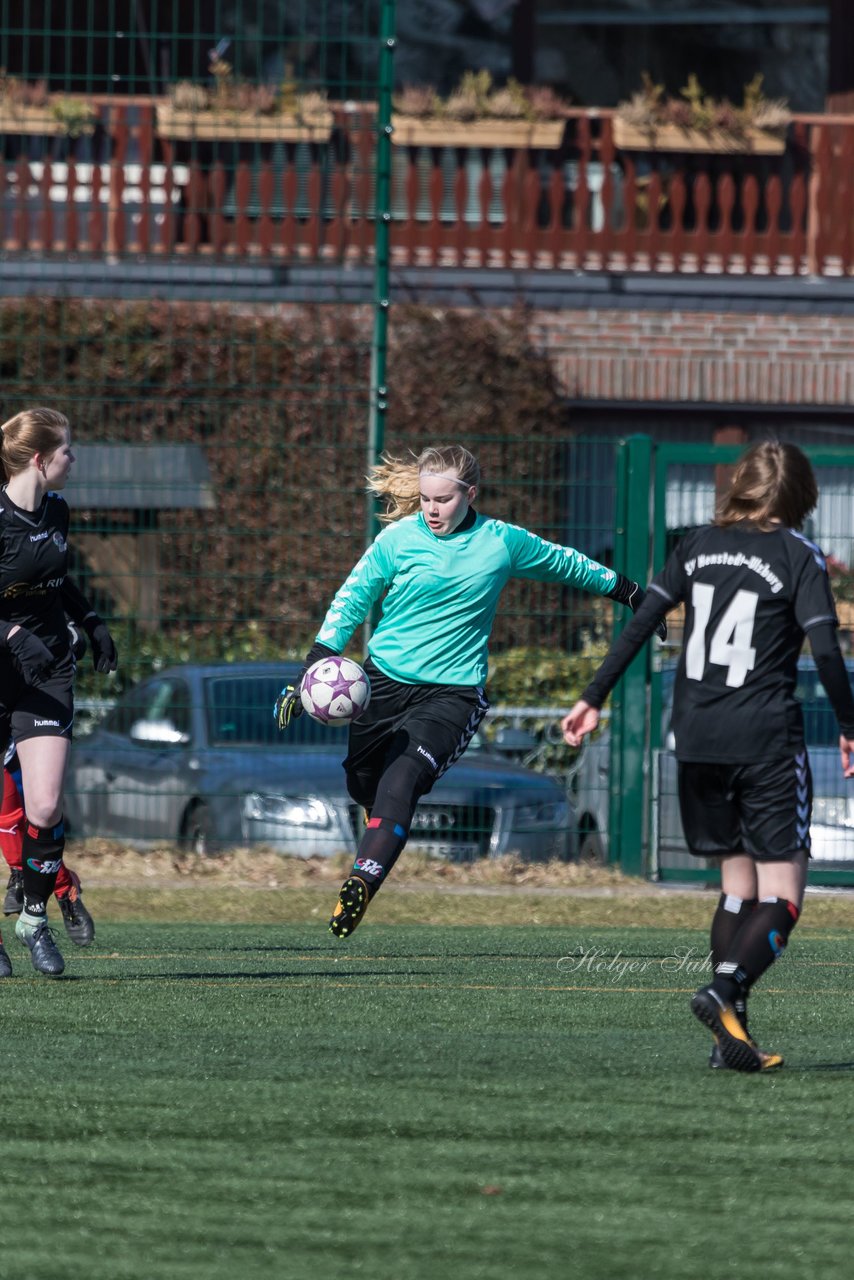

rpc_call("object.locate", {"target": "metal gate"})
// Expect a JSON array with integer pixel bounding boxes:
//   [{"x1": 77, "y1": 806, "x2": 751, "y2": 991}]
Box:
[{"x1": 609, "y1": 437, "x2": 854, "y2": 886}]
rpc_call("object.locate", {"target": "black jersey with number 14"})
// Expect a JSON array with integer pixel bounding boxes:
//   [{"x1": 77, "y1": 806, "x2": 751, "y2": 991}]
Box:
[{"x1": 649, "y1": 522, "x2": 839, "y2": 764}]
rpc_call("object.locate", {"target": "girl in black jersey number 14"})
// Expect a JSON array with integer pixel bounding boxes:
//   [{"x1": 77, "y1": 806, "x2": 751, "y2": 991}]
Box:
[
  {"x1": 0, "y1": 408, "x2": 117, "y2": 979},
  {"x1": 562, "y1": 440, "x2": 854, "y2": 1073}
]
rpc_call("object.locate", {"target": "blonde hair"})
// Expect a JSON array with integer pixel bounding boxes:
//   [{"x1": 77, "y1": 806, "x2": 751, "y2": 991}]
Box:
[
  {"x1": 715, "y1": 439, "x2": 818, "y2": 532},
  {"x1": 367, "y1": 445, "x2": 481, "y2": 523},
  {"x1": 0, "y1": 407, "x2": 69, "y2": 483}
]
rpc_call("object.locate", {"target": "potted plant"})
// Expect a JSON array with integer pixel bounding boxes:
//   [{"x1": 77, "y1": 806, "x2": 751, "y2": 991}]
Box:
[
  {"x1": 614, "y1": 73, "x2": 790, "y2": 154},
  {"x1": 157, "y1": 53, "x2": 333, "y2": 142},
  {"x1": 392, "y1": 71, "x2": 568, "y2": 148},
  {"x1": 0, "y1": 71, "x2": 97, "y2": 137}
]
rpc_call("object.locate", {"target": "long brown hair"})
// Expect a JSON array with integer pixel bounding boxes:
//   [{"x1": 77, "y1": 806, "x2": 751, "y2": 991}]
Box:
[
  {"x1": 715, "y1": 439, "x2": 818, "y2": 531},
  {"x1": 367, "y1": 445, "x2": 481, "y2": 523},
  {"x1": 0, "y1": 407, "x2": 69, "y2": 483}
]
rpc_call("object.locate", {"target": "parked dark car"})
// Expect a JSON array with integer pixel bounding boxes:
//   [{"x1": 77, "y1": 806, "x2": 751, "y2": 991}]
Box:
[{"x1": 66, "y1": 662, "x2": 577, "y2": 861}]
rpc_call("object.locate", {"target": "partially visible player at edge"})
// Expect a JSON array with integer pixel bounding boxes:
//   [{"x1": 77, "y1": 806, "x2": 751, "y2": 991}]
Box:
[
  {"x1": 2, "y1": 738, "x2": 95, "y2": 947},
  {"x1": 276, "y1": 444, "x2": 665, "y2": 938},
  {"x1": 0, "y1": 408, "x2": 117, "y2": 979},
  {"x1": 562, "y1": 439, "x2": 854, "y2": 1073},
  {"x1": 2, "y1": 617, "x2": 94, "y2": 948}
]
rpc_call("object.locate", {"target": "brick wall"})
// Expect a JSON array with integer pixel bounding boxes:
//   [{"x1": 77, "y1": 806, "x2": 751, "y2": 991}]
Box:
[{"x1": 527, "y1": 309, "x2": 854, "y2": 406}]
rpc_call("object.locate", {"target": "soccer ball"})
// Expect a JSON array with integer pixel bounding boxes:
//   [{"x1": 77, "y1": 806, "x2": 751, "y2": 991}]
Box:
[{"x1": 300, "y1": 656, "x2": 371, "y2": 725}]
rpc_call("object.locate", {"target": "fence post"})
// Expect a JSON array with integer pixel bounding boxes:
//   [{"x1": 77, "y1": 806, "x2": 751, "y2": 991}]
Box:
[
  {"x1": 609, "y1": 435, "x2": 653, "y2": 876},
  {"x1": 364, "y1": 0, "x2": 396, "y2": 647}
]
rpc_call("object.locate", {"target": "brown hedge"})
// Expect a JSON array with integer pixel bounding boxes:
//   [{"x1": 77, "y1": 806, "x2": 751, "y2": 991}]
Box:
[{"x1": 0, "y1": 297, "x2": 606, "y2": 670}]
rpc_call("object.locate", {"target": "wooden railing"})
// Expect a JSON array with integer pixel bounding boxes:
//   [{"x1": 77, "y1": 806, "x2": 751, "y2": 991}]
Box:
[{"x1": 2, "y1": 99, "x2": 854, "y2": 277}]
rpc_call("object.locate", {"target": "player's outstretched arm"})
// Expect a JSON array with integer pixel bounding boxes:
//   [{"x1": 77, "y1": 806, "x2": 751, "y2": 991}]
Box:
[
  {"x1": 840, "y1": 736, "x2": 854, "y2": 778},
  {"x1": 562, "y1": 700, "x2": 600, "y2": 748}
]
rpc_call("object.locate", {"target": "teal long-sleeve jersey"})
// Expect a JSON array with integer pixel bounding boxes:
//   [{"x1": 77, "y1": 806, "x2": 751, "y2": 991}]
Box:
[{"x1": 315, "y1": 511, "x2": 618, "y2": 687}]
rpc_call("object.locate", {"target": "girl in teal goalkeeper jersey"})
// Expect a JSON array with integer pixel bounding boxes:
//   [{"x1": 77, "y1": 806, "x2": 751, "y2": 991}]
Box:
[{"x1": 276, "y1": 444, "x2": 660, "y2": 937}]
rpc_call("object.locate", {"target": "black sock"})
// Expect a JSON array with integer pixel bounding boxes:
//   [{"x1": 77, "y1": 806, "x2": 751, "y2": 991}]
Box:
[
  {"x1": 710, "y1": 894, "x2": 757, "y2": 1023},
  {"x1": 21, "y1": 818, "x2": 65, "y2": 918},
  {"x1": 351, "y1": 817, "x2": 408, "y2": 898},
  {"x1": 710, "y1": 893, "x2": 757, "y2": 972},
  {"x1": 713, "y1": 896, "x2": 800, "y2": 1002}
]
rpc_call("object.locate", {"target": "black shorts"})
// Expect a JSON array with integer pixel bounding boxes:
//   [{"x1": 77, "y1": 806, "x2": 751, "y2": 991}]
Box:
[
  {"x1": 0, "y1": 652, "x2": 75, "y2": 749},
  {"x1": 344, "y1": 657, "x2": 489, "y2": 799},
  {"x1": 677, "y1": 752, "x2": 812, "y2": 862}
]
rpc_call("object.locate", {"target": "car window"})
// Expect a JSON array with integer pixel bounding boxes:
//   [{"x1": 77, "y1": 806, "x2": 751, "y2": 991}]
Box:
[
  {"x1": 102, "y1": 684, "x2": 151, "y2": 737},
  {"x1": 144, "y1": 679, "x2": 191, "y2": 737},
  {"x1": 206, "y1": 676, "x2": 346, "y2": 748},
  {"x1": 101, "y1": 678, "x2": 191, "y2": 741}
]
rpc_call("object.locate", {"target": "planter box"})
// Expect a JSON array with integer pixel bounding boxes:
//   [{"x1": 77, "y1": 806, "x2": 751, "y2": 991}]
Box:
[
  {"x1": 156, "y1": 104, "x2": 334, "y2": 142},
  {"x1": 613, "y1": 118, "x2": 786, "y2": 155},
  {"x1": 0, "y1": 102, "x2": 96, "y2": 137},
  {"x1": 392, "y1": 116, "x2": 565, "y2": 149}
]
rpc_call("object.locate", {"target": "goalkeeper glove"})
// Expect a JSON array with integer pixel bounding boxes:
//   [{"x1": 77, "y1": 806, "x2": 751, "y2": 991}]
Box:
[
  {"x1": 275, "y1": 682, "x2": 304, "y2": 730},
  {"x1": 274, "y1": 641, "x2": 340, "y2": 732},
  {"x1": 607, "y1": 573, "x2": 667, "y2": 641}
]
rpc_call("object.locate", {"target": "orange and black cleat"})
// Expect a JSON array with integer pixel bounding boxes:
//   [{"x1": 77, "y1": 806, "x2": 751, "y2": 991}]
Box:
[
  {"x1": 329, "y1": 876, "x2": 370, "y2": 938},
  {"x1": 691, "y1": 985, "x2": 764, "y2": 1072}
]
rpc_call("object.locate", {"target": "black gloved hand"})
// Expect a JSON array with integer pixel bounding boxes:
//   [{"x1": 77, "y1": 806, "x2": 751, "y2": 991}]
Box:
[
  {"x1": 83, "y1": 614, "x2": 118, "y2": 673},
  {"x1": 607, "y1": 573, "x2": 667, "y2": 642},
  {"x1": 5, "y1": 625, "x2": 55, "y2": 684}
]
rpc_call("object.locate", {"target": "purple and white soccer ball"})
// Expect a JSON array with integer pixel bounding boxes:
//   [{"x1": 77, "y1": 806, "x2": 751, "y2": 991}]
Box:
[{"x1": 300, "y1": 656, "x2": 371, "y2": 725}]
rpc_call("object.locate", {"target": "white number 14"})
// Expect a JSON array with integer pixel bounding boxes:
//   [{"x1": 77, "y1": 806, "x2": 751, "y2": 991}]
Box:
[{"x1": 685, "y1": 583, "x2": 758, "y2": 688}]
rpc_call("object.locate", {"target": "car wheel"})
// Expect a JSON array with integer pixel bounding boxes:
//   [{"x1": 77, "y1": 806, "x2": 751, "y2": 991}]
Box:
[
  {"x1": 578, "y1": 829, "x2": 606, "y2": 865},
  {"x1": 182, "y1": 802, "x2": 215, "y2": 856}
]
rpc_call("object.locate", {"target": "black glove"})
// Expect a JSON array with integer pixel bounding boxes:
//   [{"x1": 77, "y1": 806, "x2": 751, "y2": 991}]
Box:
[
  {"x1": 4, "y1": 625, "x2": 55, "y2": 684},
  {"x1": 607, "y1": 573, "x2": 667, "y2": 642},
  {"x1": 274, "y1": 642, "x2": 339, "y2": 732},
  {"x1": 82, "y1": 614, "x2": 118, "y2": 673}
]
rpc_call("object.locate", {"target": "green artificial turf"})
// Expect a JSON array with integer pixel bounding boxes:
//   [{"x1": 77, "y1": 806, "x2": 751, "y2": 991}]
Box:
[{"x1": 2, "y1": 917, "x2": 853, "y2": 1280}]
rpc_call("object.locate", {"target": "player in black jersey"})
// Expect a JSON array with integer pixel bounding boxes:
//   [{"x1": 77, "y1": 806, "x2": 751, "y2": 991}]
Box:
[
  {"x1": 0, "y1": 408, "x2": 117, "y2": 977},
  {"x1": 562, "y1": 440, "x2": 854, "y2": 1072}
]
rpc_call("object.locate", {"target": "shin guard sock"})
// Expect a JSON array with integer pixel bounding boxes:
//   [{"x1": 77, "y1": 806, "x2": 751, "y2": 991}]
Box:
[
  {"x1": 710, "y1": 893, "x2": 757, "y2": 973},
  {"x1": 352, "y1": 816, "x2": 408, "y2": 896},
  {"x1": 713, "y1": 896, "x2": 800, "y2": 1000},
  {"x1": 21, "y1": 818, "x2": 65, "y2": 918}
]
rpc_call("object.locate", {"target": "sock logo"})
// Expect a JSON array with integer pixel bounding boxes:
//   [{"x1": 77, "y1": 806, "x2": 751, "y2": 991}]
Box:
[
  {"x1": 26, "y1": 858, "x2": 63, "y2": 875},
  {"x1": 768, "y1": 930, "x2": 786, "y2": 957},
  {"x1": 354, "y1": 857, "x2": 384, "y2": 879}
]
